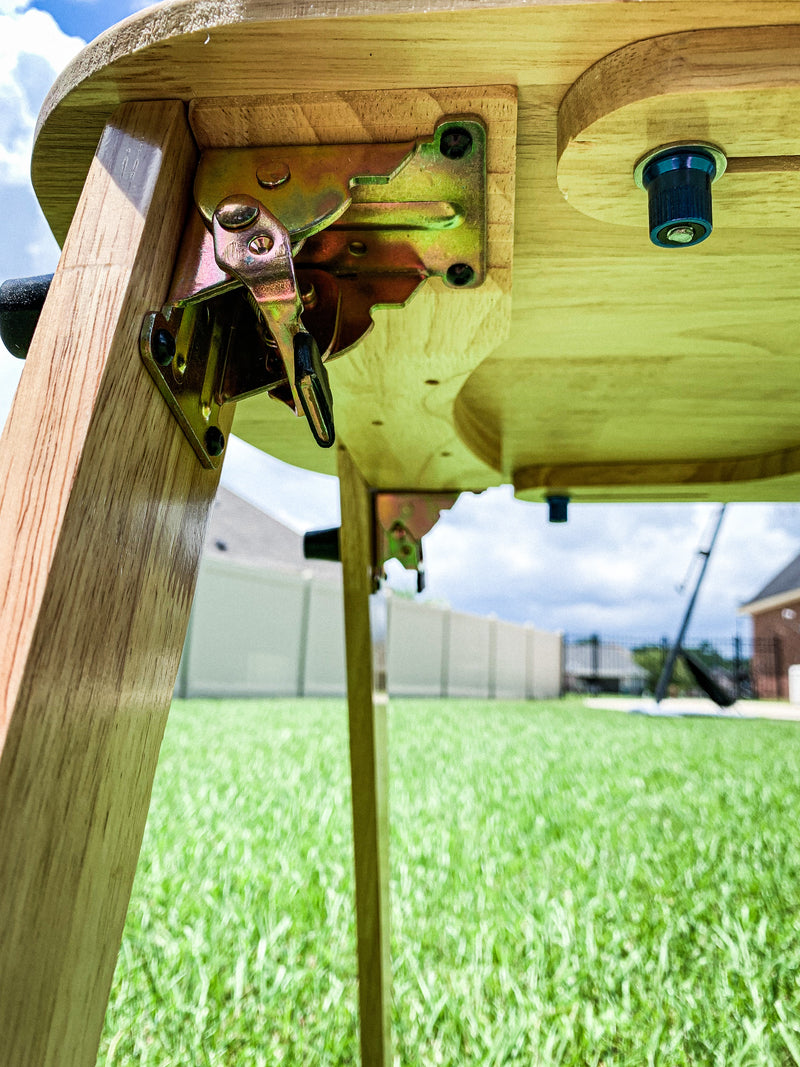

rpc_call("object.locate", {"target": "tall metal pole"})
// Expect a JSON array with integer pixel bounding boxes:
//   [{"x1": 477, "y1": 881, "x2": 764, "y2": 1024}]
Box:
[{"x1": 654, "y1": 504, "x2": 727, "y2": 703}]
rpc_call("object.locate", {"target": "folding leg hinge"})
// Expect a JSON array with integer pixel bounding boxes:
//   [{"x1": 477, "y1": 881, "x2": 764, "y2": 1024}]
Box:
[
  {"x1": 140, "y1": 118, "x2": 487, "y2": 467},
  {"x1": 304, "y1": 491, "x2": 458, "y2": 593},
  {"x1": 374, "y1": 492, "x2": 458, "y2": 593}
]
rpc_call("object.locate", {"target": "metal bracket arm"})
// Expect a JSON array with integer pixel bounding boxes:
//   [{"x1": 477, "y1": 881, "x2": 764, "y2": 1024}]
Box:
[
  {"x1": 375, "y1": 492, "x2": 458, "y2": 592},
  {"x1": 212, "y1": 196, "x2": 334, "y2": 447}
]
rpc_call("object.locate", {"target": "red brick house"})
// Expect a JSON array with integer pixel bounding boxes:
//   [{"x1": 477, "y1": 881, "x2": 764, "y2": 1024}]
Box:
[{"x1": 740, "y1": 553, "x2": 800, "y2": 699}]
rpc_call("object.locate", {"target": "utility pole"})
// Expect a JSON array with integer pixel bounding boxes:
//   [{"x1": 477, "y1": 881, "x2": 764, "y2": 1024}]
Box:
[{"x1": 654, "y1": 504, "x2": 727, "y2": 704}]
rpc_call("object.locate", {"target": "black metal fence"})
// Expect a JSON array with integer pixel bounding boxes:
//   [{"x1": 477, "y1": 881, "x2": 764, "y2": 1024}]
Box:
[{"x1": 563, "y1": 634, "x2": 786, "y2": 701}]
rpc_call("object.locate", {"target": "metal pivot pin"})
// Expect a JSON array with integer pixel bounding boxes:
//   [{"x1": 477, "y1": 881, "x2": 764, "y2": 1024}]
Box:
[{"x1": 634, "y1": 142, "x2": 727, "y2": 248}]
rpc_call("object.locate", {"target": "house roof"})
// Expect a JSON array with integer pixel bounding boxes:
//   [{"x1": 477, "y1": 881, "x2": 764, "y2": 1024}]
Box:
[
  {"x1": 205, "y1": 486, "x2": 340, "y2": 582},
  {"x1": 741, "y1": 550, "x2": 800, "y2": 613}
]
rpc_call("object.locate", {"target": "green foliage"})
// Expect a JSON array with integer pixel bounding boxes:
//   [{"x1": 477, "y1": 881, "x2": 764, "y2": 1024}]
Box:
[
  {"x1": 633, "y1": 645, "x2": 708, "y2": 695},
  {"x1": 99, "y1": 699, "x2": 800, "y2": 1066},
  {"x1": 632, "y1": 642, "x2": 751, "y2": 697},
  {"x1": 632, "y1": 644, "x2": 693, "y2": 694}
]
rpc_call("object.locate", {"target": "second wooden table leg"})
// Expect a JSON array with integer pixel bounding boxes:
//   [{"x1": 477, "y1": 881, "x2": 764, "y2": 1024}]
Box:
[{"x1": 338, "y1": 445, "x2": 392, "y2": 1067}]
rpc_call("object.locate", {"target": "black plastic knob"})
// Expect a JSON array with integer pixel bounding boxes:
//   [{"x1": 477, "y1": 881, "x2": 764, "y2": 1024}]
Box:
[
  {"x1": 304, "y1": 527, "x2": 341, "y2": 562},
  {"x1": 641, "y1": 148, "x2": 717, "y2": 248},
  {"x1": 0, "y1": 273, "x2": 52, "y2": 358},
  {"x1": 547, "y1": 495, "x2": 570, "y2": 524}
]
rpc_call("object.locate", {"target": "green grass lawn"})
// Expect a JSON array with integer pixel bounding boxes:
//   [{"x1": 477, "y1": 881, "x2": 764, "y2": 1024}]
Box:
[{"x1": 98, "y1": 699, "x2": 800, "y2": 1066}]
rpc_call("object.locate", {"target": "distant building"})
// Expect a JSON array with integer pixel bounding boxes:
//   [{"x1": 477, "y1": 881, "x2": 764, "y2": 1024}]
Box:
[
  {"x1": 740, "y1": 552, "x2": 800, "y2": 699},
  {"x1": 564, "y1": 640, "x2": 647, "y2": 695},
  {"x1": 204, "y1": 486, "x2": 340, "y2": 581}
]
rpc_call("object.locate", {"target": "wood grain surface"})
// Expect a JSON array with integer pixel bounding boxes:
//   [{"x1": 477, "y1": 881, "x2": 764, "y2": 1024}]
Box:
[
  {"x1": 29, "y1": 0, "x2": 800, "y2": 505},
  {"x1": 0, "y1": 101, "x2": 221, "y2": 1065},
  {"x1": 557, "y1": 25, "x2": 800, "y2": 229},
  {"x1": 338, "y1": 445, "x2": 392, "y2": 1067}
]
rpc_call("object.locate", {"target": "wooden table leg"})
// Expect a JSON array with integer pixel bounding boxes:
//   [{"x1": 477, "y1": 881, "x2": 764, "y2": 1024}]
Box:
[
  {"x1": 0, "y1": 101, "x2": 222, "y2": 1066},
  {"x1": 338, "y1": 445, "x2": 392, "y2": 1067}
]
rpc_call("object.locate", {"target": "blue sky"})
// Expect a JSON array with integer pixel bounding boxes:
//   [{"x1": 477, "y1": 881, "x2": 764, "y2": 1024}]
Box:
[
  {"x1": 2, "y1": 0, "x2": 799, "y2": 642},
  {"x1": 28, "y1": 0, "x2": 147, "y2": 41}
]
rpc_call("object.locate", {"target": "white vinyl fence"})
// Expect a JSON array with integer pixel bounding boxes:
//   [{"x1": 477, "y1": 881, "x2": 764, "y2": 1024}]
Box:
[{"x1": 176, "y1": 557, "x2": 562, "y2": 700}]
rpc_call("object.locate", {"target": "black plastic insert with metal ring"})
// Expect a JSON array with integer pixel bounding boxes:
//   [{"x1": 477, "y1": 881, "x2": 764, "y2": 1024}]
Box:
[{"x1": 634, "y1": 143, "x2": 727, "y2": 249}]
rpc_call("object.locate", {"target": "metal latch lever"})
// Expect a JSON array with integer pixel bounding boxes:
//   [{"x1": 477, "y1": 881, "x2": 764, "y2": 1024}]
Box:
[{"x1": 212, "y1": 195, "x2": 334, "y2": 447}]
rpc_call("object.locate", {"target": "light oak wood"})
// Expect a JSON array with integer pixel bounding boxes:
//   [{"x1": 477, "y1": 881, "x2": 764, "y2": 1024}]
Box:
[
  {"x1": 514, "y1": 445, "x2": 800, "y2": 500},
  {"x1": 557, "y1": 25, "x2": 800, "y2": 229},
  {"x1": 29, "y1": 1, "x2": 800, "y2": 505},
  {"x1": 338, "y1": 445, "x2": 392, "y2": 1067},
  {"x1": 10, "y1": 5, "x2": 800, "y2": 1065},
  {"x1": 0, "y1": 100, "x2": 220, "y2": 1066}
]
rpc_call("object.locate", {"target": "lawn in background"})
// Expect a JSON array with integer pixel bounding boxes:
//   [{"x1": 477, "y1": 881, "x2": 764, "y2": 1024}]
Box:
[{"x1": 98, "y1": 699, "x2": 800, "y2": 1066}]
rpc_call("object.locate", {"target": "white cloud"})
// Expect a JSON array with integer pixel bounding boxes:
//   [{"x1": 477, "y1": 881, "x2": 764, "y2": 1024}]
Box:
[
  {"x1": 420, "y1": 494, "x2": 800, "y2": 639},
  {"x1": 220, "y1": 435, "x2": 340, "y2": 533},
  {"x1": 0, "y1": 7, "x2": 83, "y2": 184},
  {"x1": 0, "y1": 5, "x2": 84, "y2": 419}
]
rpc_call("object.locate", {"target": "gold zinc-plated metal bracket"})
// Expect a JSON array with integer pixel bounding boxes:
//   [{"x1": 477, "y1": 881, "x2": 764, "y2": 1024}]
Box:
[
  {"x1": 303, "y1": 490, "x2": 458, "y2": 589},
  {"x1": 374, "y1": 492, "x2": 459, "y2": 592},
  {"x1": 140, "y1": 117, "x2": 487, "y2": 467}
]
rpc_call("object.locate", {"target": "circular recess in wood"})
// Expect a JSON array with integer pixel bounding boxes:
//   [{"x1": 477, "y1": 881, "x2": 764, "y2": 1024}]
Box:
[{"x1": 557, "y1": 25, "x2": 800, "y2": 232}]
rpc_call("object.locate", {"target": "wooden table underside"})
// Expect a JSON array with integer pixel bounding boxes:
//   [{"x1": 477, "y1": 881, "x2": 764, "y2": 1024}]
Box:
[{"x1": 31, "y1": 0, "x2": 800, "y2": 504}]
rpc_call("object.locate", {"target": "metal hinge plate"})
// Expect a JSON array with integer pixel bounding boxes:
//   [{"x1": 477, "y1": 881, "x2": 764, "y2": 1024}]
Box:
[
  {"x1": 375, "y1": 492, "x2": 458, "y2": 591},
  {"x1": 140, "y1": 118, "x2": 487, "y2": 467}
]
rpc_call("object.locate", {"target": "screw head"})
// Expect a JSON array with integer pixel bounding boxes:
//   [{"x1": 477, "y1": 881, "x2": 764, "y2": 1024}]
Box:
[
  {"x1": 248, "y1": 234, "x2": 274, "y2": 255},
  {"x1": 665, "y1": 225, "x2": 697, "y2": 245},
  {"x1": 445, "y1": 262, "x2": 475, "y2": 287},
  {"x1": 204, "y1": 426, "x2": 225, "y2": 457},
  {"x1": 215, "y1": 199, "x2": 259, "y2": 231},
  {"x1": 152, "y1": 327, "x2": 176, "y2": 366},
  {"x1": 440, "y1": 125, "x2": 473, "y2": 160},
  {"x1": 256, "y1": 162, "x2": 291, "y2": 189}
]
